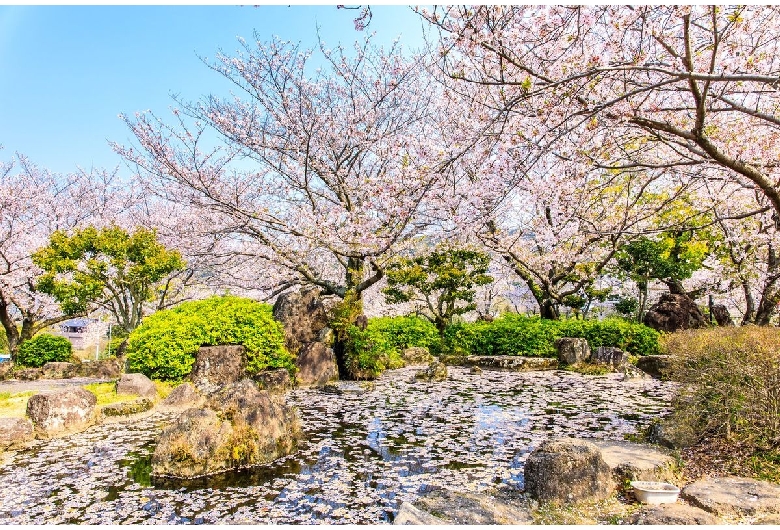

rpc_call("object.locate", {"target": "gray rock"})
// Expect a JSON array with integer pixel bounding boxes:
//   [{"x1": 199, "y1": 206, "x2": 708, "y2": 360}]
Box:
[
  {"x1": 622, "y1": 365, "x2": 652, "y2": 381},
  {"x1": 629, "y1": 503, "x2": 721, "y2": 525},
  {"x1": 26, "y1": 387, "x2": 98, "y2": 437},
  {"x1": 591, "y1": 346, "x2": 628, "y2": 368},
  {"x1": 317, "y1": 327, "x2": 335, "y2": 346},
  {"x1": 189, "y1": 345, "x2": 246, "y2": 392},
  {"x1": 40, "y1": 362, "x2": 77, "y2": 379},
  {"x1": 393, "y1": 502, "x2": 446, "y2": 525},
  {"x1": 321, "y1": 381, "x2": 375, "y2": 395},
  {"x1": 160, "y1": 382, "x2": 205, "y2": 409},
  {"x1": 415, "y1": 361, "x2": 448, "y2": 382},
  {"x1": 682, "y1": 476, "x2": 780, "y2": 517},
  {"x1": 295, "y1": 341, "x2": 338, "y2": 388},
  {"x1": 0, "y1": 417, "x2": 34, "y2": 450},
  {"x1": 401, "y1": 347, "x2": 433, "y2": 366},
  {"x1": 116, "y1": 373, "x2": 158, "y2": 399},
  {"x1": 16, "y1": 368, "x2": 42, "y2": 381},
  {"x1": 524, "y1": 437, "x2": 615, "y2": 503},
  {"x1": 0, "y1": 360, "x2": 15, "y2": 381},
  {"x1": 411, "y1": 488, "x2": 533, "y2": 524},
  {"x1": 254, "y1": 368, "x2": 293, "y2": 394},
  {"x1": 592, "y1": 440, "x2": 676, "y2": 483},
  {"x1": 272, "y1": 287, "x2": 330, "y2": 355},
  {"x1": 644, "y1": 293, "x2": 707, "y2": 333},
  {"x1": 463, "y1": 356, "x2": 558, "y2": 371},
  {"x1": 469, "y1": 365, "x2": 483, "y2": 375},
  {"x1": 152, "y1": 379, "x2": 300, "y2": 479},
  {"x1": 711, "y1": 304, "x2": 734, "y2": 327},
  {"x1": 636, "y1": 355, "x2": 673, "y2": 379},
  {"x1": 101, "y1": 398, "x2": 153, "y2": 417},
  {"x1": 756, "y1": 514, "x2": 780, "y2": 524},
  {"x1": 555, "y1": 337, "x2": 591, "y2": 365},
  {"x1": 77, "y1": 358, "x2": 123, "y2": 379}
]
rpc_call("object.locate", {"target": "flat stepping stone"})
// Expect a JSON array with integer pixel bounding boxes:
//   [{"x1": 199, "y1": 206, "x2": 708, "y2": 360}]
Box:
[
  {"x1": 408, "y1": 488, "x2": 533, "y2": 525},
  {"x1": 682, "y1": 476, "x2": 780, "y2": 517},
  {"x1": 393, "y1": 502, "x2": 445, "y2": 525},
  {"x1": 629, "y1": 503, "x2": 720, "y2": 525},
  {"x1": 593, "y1": 440, "x2": 677, "y2": 482}
]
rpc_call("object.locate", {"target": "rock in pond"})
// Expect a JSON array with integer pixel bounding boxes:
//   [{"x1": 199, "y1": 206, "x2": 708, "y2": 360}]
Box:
[
  {"x1": 40, "y1": 362, "x2": 77, "y2": 379},
  {"x1": 101, "y1": 398, "x2": 154, "y2": 417},
  {"x1": 463, "y1": 356, "x2": 558, "y2": 371},
  {"x1": 393, "y1": 502, "x2": 446, "y2": 525},
  {"x1": 401, "y1": 347, "x2": 433, "y2": 366},
  {"x1": 295, "y1": 341, "x2": 338, "y2": 388},
  {"x1": 591, "y1": 346, "x2": 628, "y2": 368},
  {"x1": 524, "y1": 437, "x2": 615, "y2": 504},
  {"x1": 636, "y1": 355, "x2": 673, "y2": 379},
  {"x1": 272, "y1": 287, "x2": 331, "y2": 354},
  {"x1": 555, "y1": 337, "x2": 591, "y2": 365},
  {"x1": 592, "y1": 440, "x2": 676, "y2": 483},
  {"x1": 415, "y1": 361, "x2": 448, "y2": 382},
  {"x1": 159, "y1": 382, "x2": 205, "y2": 409},
  {"x1": 254, "y1": 368, "x2": 293, "y2": 394},
  {"x1": 682, "y1": 476, "x2": 780, "y2": 517},
  {"x1": 116, "y1": 373, "x2": 158, "y2": 399},
  {"x1": 0, "y1": 417, "x2": 34, "y2": 450},
  {"x1": 152, "y1": 379, "x2": 300, "y2": 479},
  {"x1": 628, "y1": 503, "x2": 720, "y2": 525},
  {"x1": 26, "y1": 387, "x2": 98, "y2": 438},
  {"x1": 321, "y1": 381, "x2": 375, "y2": 395},
  {"x1": 190, "y1": 345, "x2": 246, "y2": 392}
]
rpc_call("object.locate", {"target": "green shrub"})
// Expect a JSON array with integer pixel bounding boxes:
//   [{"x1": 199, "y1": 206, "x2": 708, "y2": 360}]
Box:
[
  {"x1": 366, "y1": 316, "x2": 440, "y2": 353},
  {"x1": 438, "y1": 314, "x2": 659, "y2": 357},
  {"x1": 344, "y1": 325, "x2": 404, "y2": 380},
  {"x1": 661, "y1": 326, "x2": 780, "y2": 449},
  {"x1": 17, "y1": 334, "x2": 73, "y2": 367},
  {"x1": 126, "y1": 296, "x2": 293, "y2": 381}
]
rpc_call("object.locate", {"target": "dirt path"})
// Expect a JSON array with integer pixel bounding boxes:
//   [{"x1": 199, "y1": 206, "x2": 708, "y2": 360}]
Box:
[{"x1": 0, "y1": 377, "x2": 113, "y2": 394}]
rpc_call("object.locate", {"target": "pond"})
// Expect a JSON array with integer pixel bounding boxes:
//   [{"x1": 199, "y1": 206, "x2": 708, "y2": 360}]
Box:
[{"x1": 0, "y1": 366, "x2": 675, "y2": 524}]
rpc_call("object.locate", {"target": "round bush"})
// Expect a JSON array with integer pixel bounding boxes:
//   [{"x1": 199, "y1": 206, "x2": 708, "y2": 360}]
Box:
[
  {"x1": 17, "y1": 334, "x2": 73, "y2": 367},
  {"x1": 126, "y1": 296, "x2": 294, "y2": 381}
]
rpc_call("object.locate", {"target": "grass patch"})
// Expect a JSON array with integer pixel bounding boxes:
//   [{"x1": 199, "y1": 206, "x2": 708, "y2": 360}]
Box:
[
  {"x1": 0, "y1": 391, "x2": 36, "y2": 418},
  {"x1": 83, "y1": 382, "x2": 137, "y2": 406},
  {"x1": 531, "y1": 496, "x2": 640, "y2": 525},
  {"x1": 561, "y1": 363, "x2": 612, "y2": 376}
]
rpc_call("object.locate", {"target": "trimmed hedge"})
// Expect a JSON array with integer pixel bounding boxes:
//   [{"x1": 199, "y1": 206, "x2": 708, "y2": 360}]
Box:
[
  {"x1": 17, "y1": 333, "x2": 73, "y2": 367},
  {"x1": 439, "y1": 314, "x2": 660, "y2": 357},
  {"x1": 366, "y1": 316, "x2": 441, "y2": 353},
  {"x1": 126, "y1": 296, "x2": 294, "y2": 381}
]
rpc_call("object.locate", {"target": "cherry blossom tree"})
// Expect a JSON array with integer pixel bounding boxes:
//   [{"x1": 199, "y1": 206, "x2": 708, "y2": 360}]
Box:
[{"x1": 114, "y1": 36, "x2": 451, "y2": 307}]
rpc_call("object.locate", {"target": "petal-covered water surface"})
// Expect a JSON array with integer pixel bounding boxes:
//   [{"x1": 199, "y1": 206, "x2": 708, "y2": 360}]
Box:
[{"x1": 0, "y1": 367, "x2": 674, "y2": 524}]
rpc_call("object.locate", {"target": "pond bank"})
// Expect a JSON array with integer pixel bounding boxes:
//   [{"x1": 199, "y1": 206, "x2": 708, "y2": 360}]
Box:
[{"x1": 0, "y1": 366, "x2": 674, "y2": 524}]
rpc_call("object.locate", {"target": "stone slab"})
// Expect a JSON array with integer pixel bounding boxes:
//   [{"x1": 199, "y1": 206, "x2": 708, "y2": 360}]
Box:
[
  {"x1": 592, "y1": 440, "x2": 677, "y2": 482},
  {"x1": 629, "y1": 503, "x2": 721, "y2": 525},
  {"x1": 462, "y1": 356, "x2": 558, "y2": 371},
  {"x1": 682, "y1": 476, "x2": 780, "y2": 517}
]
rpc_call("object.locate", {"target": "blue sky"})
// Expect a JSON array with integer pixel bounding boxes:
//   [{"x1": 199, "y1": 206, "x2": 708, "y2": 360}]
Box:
[{"x1": 0, "y1": 5, "x2": 427, "y2": 174}]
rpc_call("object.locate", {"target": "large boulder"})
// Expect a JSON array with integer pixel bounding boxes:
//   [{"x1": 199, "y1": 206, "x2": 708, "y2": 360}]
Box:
[
  {"x1": 415, "y1": 360, "x2": 448, "y2": 382},
  {"x1": 636, "y1": 355, "x2": 673, "y2": 379},
  {"x1": 116, "y1": 373, "x2": 158, "y2": 399},
  {"x1": 189, "y1": 345, "x2": 246, "y2": 392},
  {"x1": 628, "y1": 503, "x2": 720, "y2": 525},
  {"x1": 26, "y1": 388, "x2": 98, "y2": 437},
  {"x1": 524, "y1": 438, "x2": 615, "y2": 504},
  {"x1": 555, "y1": 338, "x2": 591, "y2": 365},
  {"x1": 0, "y1": 361, "x2": 15, "y2": 381},
  {"x1": 0, "y1": 417, "x2": 34, "y2": 450},
  {"x1": 295, "y1": 342, "x2": 338, "y2": 388},
  {"x1": 254, "y1": 368, "x2": 293, "y2": 394},
  {"x1": 591, "y1": 346, "x2": 628, "y2": 368},
  {"x1": 402, "y1": 347, "x2": 433, "y2": 366},
  {"x1": 682, "y1": 476, "x2": 780, "y2": 517},
  {"x1": 78, "y1": 358, "x2": 123, "y2": 379},
  {"x1": 711, "y1": 304, "x2": 734, "y2": 326},
  {"x1": 644, "y1": 293, "x2": 707, "y2": 332},
  {"x1": 592, "y1": 440, "x2": 677, "y2": 483},
  {"x1": 272, "y1": 287, "x2": 330, "y2": 354},
  {"x1": 152, "y1": 379, "x2": 300, "y2": 479},
  {"x1": 40, "y1": 362, "x2": 77, "y2": 379},
  {"x1": 16, "y1": 368, "x2": 42, "y2": 381},
  {"x1": 160, "y1": 382, "x2": 205, "y2": 409}
]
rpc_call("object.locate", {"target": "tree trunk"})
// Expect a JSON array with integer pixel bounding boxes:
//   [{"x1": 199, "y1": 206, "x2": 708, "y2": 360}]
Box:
[
  {"x1": 0, "y1": 295, "x2": 20, "y2": 359},
  {"x1": 742, "y1": 280, "x2": 757, "y2": 325},
  {"x1": 538, "y1": 298, "x2": 560, "y2": 320}
]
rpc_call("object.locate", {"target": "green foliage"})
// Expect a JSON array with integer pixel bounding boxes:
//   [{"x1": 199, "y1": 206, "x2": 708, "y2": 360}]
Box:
[
  {"x1": 126, "y1": 296, "x2": 293, "y2": 381},
  {"x1": 33, "y1": 225, "x2": 185, "y2": 332},
  {"x1": 344, "y1": 325, "x2": 404, "y2": 380},
  {"x1": 16, "y1": 333, "x2": 73, "y2": 367},
  {"x1": 329, "y1": 291, "x2": 363, "y2": 342},
  {"x1": 383, "y1": 247, "x2": 493, "y2": 332},
  {"x1": 661, "y1": 326, "x2": 780, "y2": 449},
  {"x1": 365, "y1": 316, "x2": 441, "y2": 353},
  {"x1": 439, "y1": 314, "x2": 660, "y2": 357},
  {"x1": 615, "y1": 296, "x2": 639, "y2": 317}
]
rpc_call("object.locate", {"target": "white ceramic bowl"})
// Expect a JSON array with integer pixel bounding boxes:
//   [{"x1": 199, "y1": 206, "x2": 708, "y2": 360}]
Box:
[{"x1": 630, "y1": 481, "x2": 681, "y2": 504}]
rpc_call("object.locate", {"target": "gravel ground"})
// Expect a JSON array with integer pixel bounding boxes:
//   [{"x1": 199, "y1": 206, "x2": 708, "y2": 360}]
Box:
[{"x1": 0, "y1": 366, "x2": 676, "y2": 524}]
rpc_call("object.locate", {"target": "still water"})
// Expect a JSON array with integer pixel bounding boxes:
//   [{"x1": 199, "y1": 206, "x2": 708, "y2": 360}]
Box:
[{"x1": 0, "y1": 366, "x2": 674, "y2": 524}]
